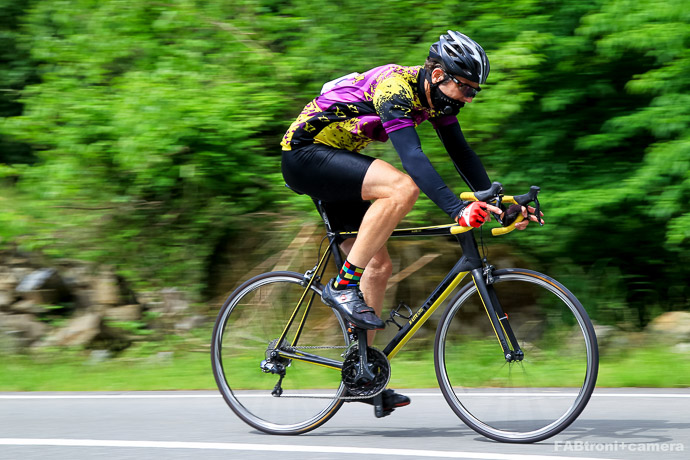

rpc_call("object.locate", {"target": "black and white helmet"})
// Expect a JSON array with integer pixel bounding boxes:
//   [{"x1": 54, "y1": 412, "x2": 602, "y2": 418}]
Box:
[{"x1": 429, "y1": 30, "x2": 490, "y2": 85}]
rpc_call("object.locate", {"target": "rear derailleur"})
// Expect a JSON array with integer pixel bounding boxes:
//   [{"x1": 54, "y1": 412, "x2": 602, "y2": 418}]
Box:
[{"x1": 260, "y1": 339, "x2": 291, "y2": 396}]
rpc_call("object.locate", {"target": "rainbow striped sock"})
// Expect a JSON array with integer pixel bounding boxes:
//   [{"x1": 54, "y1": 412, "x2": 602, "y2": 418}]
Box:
[{"x1": 333, "y1": 260, "x2": 365, "y2": 290}]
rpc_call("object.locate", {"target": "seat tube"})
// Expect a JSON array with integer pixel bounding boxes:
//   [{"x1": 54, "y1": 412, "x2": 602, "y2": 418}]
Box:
[{"x1": 471, "y1": 268, "x2": 512, "y2": 359}]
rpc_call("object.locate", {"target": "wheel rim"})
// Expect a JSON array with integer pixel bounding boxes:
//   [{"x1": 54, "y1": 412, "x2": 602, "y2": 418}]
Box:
[
  {"x1": 212, "y1": 274, "x2": 349, "y2": 433},
  {"x1": 436, "y1": 273, "x2": 598, "y2": 441}
]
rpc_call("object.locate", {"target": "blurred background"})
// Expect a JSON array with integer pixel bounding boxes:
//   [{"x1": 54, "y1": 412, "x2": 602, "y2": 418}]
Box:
[{"x1": 0, "y1": 0, "x2": 688, "y2": 390}]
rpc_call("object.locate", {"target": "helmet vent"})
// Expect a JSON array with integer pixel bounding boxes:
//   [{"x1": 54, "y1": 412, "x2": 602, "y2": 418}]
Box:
[{"x1": 427, "y1": 30, "x2": 490, "y2": 84}]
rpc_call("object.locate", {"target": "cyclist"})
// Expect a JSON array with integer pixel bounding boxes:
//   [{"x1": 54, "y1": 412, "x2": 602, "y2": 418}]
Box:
[{"x1": 281, "y1": 30, "x2": 542, "y2": 415}]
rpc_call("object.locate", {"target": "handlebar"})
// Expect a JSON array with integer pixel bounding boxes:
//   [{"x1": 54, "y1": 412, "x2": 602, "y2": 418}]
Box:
[{"x1": 455, "y1": 182, "x2": 542, "y2": 236}]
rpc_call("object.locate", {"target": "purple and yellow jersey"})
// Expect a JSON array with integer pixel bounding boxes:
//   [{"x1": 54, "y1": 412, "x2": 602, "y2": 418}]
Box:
[{"x1": 281, "y1": 64, "x2": 457, "y2": 152}]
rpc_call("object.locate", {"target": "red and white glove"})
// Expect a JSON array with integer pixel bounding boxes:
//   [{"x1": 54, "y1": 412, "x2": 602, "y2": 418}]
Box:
[{"x1": 457, "y1": 201, "x2": 490, "y2": 228}]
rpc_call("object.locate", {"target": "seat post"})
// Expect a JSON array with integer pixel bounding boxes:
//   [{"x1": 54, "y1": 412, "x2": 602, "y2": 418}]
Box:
[
  {"x1": 312, "y1": 198, "x2": 335, "y2": 235},
  {"x1": 312, "y1": 198, "x2": 344, "y2": 270}
]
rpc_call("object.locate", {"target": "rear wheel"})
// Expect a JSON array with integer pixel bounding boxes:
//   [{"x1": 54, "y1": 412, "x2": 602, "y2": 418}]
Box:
[
  {"x1": 434, "y1": 268, "x2": 598, "y2": 443},
  {"x1": 211, "y1": 271, "x2": 349, "y2": 434}
]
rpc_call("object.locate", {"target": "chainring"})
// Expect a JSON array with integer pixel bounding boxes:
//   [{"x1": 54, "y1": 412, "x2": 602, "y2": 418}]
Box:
[{"x1": 341, "y1": 344, "x2": 390, "y2": 397}]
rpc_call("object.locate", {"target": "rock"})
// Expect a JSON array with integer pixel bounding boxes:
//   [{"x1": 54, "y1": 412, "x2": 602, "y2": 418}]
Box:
[
  {"x1": 593, "y1": 324, "x2": 617, "y2": 342},
  {"x1": 0, "y1": 290, "x2": 14, "y2": 308},
  {"x1": 16, "y1": 268, "x2": 69, "y2": 304},
  {"x1": 87, "y1": 349, "x2": 113, "y2": 364},
  {"x1": 672, "y1": 343, "x2": 690, "y2": 354},
  {"x1": 56, "y1": 261, "x2": 95, "y2": 289},
  {"x1": 8, "y1": 299, "x2": 43, "y2": 315},
  {"x1": 71, "y1": 288, "x2": 94, "y2": 309},
  {"x1": 144, "y1": 301, "x2": 165, "y2": 314},
  {"x1": 46, "y1": 313, "x2": 103, "y2": 347},
  {"x1": 160, "y1": 288, "x2": 189, "y2": 314},
  {"x1": 93, "y1": 270, "x2": 135, "y2": 306},
  {"x1": 174, "y1": 315, "x2": 205, "y2": 331},
  {"x1": 0, "y1": 312, "x2": 49, "y2": 345},
  {"x1": 517, "y1": 320, "x2": 546, "y2": 343},
  {"x1": 93, "y1": 271, "x2": 123, "y2": 306},
  {"x1": 0, "y1": 271, "x2": 18, "y2": 291},
  {"x1": 149, "y1": 351, "x2": 174, "y2": 364},
  {"x1": 105, "y1": 304, "x2": 142, "y2": 322},
  {"x1": 566, "y1": 323, "x2": 617, "y2": 354},
  {"x1": 19, "y1": 289, "x2": 61, "y2": 305},
  {"x1": 17, "y1": 268, "x2": 63, "y2": 292},
  {"x1": 647, "y1": 311, "x2": 690, "y2": 343},
  {"x1": 41, "y1": 312, "x2": 132, "y2": 351},
  {"x1": 607, "y1": 331, "x2": 647, "y2": 350},
  {"x1": 5, "y1": 256, "x2": 30, "y2": 266}
]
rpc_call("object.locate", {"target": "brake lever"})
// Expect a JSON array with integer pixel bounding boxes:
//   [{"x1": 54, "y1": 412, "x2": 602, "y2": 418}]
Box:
[
  {"x1": 533, "y1": 196, "x2": 543, "y2": 226},
  {"x1": 489, "y1": 195, "x2": 504, "y2": 224},
  {"x1": 512, "y1": 186, "x2": 542, "y2": 226}
]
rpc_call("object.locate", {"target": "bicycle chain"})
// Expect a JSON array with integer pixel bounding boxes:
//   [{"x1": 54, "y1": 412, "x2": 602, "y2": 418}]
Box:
[
  {"x1": 272, "y1": 345, "x2": 388, "y2": 401},
  {"x1": 270, "y1": 387, "x2": 386, "y2": 401}
]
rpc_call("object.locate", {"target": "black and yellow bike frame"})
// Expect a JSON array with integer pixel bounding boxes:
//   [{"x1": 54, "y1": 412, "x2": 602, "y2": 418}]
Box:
[{"x1": 272, "y1": 199, "x2": 524, "y2": 370}]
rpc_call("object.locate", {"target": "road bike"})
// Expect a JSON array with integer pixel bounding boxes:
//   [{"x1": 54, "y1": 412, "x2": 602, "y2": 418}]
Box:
[{"x1": 211, "y1": 182, "x2": 599, "y2": 443}]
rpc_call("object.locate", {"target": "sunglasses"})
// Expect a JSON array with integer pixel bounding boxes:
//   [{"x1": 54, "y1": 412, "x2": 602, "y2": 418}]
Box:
[{"x1": 448, "y1": 75, "x2": 481, "y2": 98}]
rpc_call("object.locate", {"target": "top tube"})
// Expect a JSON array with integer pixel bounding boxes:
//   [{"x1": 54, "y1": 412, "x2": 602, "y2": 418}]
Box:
[
  {"x1": 320, "y1": 181, "x2": 538, "y2": 240},
  {"x1": 335, "y1": 223, "x2": 470, "y2": 240}
]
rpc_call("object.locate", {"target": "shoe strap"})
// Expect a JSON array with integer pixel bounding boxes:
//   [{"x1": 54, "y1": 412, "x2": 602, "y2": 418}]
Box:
[{"x1": 353, "y1": 305, "x2": 376, "y2": 314}]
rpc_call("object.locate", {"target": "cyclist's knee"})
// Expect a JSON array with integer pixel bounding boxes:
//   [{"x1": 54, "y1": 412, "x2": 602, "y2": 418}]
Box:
[{"x1": 394, "y1": 176, "x2": 419, "y2": 209}]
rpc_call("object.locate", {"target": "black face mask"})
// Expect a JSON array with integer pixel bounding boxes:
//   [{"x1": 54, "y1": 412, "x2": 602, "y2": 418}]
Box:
[{"x1": 427, "y1": 72, "x2": 465, "y2": 115}]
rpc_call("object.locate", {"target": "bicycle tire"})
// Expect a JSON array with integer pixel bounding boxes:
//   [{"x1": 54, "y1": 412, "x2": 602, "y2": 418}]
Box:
[
  {"x1": 211, "y1": 271, "x2": 349, "y2": 435},
  {"x1": 434, "y1": 268, "x2": 598, "y2": 443}
]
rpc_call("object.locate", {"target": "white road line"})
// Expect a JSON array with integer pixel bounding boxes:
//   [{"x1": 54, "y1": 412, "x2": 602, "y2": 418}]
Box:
[
  {"x1": 0, "y1": 392, "x2": 688, "y2": 400},
  {"x1": 0, "y1": 438, "x2": 619, "y2": 460},
  {"x1": 0, "y1": 394, "x2": 220, "y2": 399}
]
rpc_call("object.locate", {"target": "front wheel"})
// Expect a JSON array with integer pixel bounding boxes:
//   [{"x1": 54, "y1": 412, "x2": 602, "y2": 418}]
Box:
[
  {"x1": 434, "y1": 268, "x2": 599, "y2": 443},
  {"x1": 211, "y1": 271, "x2": 350, "y2": 435}
]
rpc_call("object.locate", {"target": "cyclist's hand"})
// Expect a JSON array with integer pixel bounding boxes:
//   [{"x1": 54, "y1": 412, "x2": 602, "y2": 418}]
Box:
[
  {"x1": 502, "y1": 204, "x2": 545, "y2": 230},
  {"x1": 457, "y1": 202, "x2": 502, "y2": 228}
]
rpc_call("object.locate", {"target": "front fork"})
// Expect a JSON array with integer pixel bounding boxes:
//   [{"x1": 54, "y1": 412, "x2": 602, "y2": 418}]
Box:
[{"x1": 471, "y1": 267, "x2": 524, "y2": 362}]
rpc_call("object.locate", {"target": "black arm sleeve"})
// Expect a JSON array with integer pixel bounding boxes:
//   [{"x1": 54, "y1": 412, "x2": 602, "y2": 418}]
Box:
[
  {"x1": 436, "y1": 121, "x2": 491, "y2": 192},
  {"x1": 388, "y1": 126, "x2": 466, "y2": 220}
]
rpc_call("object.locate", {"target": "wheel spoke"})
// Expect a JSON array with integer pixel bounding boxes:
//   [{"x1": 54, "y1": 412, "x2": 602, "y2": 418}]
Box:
[
  {"x1": 435, "y1": 270, "x2": 598, "y2": 443},
  {"x1": 211, "y1": 273, "x2": 349, "y2": 434}
]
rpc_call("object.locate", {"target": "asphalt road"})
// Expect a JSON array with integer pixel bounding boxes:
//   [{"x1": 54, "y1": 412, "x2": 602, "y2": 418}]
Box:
[{"x1": 0, "y1": 388, "x2": 688, "y2": 460}]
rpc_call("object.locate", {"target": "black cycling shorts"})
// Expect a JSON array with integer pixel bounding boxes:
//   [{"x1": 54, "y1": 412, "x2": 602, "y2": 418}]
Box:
[{"x1": 282, "y1": 143, "x2": 375, "y2": 232}]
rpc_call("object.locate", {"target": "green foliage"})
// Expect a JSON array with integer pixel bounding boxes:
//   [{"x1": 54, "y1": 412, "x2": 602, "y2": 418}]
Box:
[
  {"x1": 108, "y1": 320, "x2": 153, "y2": 336},
  {"x1": 484, "y1": 0, "x2": 690, "y2": 324},
  {"x1": 0, "y1": 0, "x2": 37, "y2": 164},
  {"x1": 0, "y1": 0, "x2": 687, "y2": 323}
]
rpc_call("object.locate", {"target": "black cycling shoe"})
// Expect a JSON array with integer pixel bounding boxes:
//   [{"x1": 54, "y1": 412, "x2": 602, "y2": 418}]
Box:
[
  {"x1": 358, "y1": 389, "x2": 411, "y2": 417},
  {"x1": 321, "y1": 279, "x2": 385, "y2": 330}
]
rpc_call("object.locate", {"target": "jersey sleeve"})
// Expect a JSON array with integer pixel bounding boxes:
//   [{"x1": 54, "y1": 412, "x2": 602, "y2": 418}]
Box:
[
  {"x1": 430, "y1": 114, "x2": 459, "y2": 129},
  {"x1": 373, "y1": 75, "x2": 416, "y2": 134},
  {"x1": 436, "y1": 121, "x2": 491, "y2": 191},
  {"x1": 388, "y1": 126, "x2": 467, "y2": 220}
]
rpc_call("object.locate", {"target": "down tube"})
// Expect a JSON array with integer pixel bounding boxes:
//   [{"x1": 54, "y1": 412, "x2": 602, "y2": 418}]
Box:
[{"x1": 383, "y1": 263, "x2": 472, "y2": 360}]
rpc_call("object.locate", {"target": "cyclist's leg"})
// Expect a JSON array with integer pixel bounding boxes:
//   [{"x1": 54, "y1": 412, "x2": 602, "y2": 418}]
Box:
[
  {"x1": 345, "y1": 159, "x2": 419, "y2": 268},
  {"x1": 283, "y1": 145, "x2": 416, "y2": 328},
  {"x1": 339, "y1": 239, "x2": 393, "y2": 343},
  {"x1": 283, "y1": 144, "x2": 417, "y2": 269}
]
